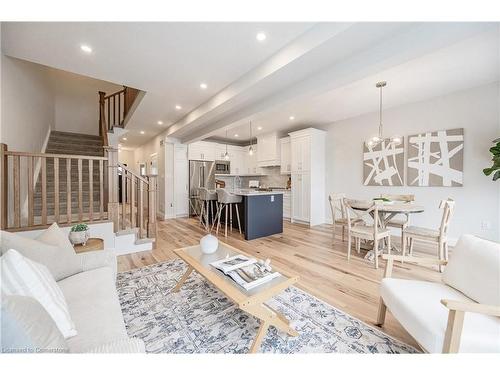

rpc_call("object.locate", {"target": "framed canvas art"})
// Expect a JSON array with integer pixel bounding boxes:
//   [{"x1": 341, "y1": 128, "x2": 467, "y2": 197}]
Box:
[{"x1": 363, "y1": 138, "x2": 404, "y2": 186}]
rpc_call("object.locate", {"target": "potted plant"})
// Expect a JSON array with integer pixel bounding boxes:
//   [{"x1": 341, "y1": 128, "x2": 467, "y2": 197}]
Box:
[
  {"x1": 483, "y1": 137, "x2": 500, "y2": 181},
  {"x1": 69, "y1": 223, "x2": 90, "y2": 246}
]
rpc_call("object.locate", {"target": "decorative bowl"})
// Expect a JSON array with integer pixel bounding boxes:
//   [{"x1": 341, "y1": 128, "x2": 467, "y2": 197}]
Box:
[{"x1": 200, "y1": 234, "x2": 218, "y2": 254}]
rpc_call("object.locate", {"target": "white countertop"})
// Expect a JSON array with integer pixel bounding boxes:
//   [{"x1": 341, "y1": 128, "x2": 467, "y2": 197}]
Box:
[{"x1": 230, "y1": 189, "x2": 287, "y2": 196}]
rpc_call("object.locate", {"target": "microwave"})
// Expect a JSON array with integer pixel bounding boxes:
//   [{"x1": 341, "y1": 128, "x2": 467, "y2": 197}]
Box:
[{"x1": 215, "y1": 160, "x2": 230, "y2": 174}]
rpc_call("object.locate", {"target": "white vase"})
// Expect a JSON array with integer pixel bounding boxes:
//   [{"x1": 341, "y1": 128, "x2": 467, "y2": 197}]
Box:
[
  {"x1": 200, "y1": 234, "x2": 218, "y2": 254},
  {"x1": 69, "y1": 230, "x2": 90, "y2": 246}
]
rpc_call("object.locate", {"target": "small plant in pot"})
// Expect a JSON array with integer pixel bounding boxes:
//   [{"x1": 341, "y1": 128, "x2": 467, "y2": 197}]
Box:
[
  {"x1": 69, "y1": 223, "x2": 90, "y2": 246},
  {"x1": 483, "y1": 137, "x2": 500, "y2": 181}
]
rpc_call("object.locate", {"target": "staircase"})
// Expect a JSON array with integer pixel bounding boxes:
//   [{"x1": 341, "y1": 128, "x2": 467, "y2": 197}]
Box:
[
  {"x1": 33, "y1": 131, "x2": 106, "y2": 219},
  {"x1": 1, "y1": 85, "x2": 155, "y2": 251}
]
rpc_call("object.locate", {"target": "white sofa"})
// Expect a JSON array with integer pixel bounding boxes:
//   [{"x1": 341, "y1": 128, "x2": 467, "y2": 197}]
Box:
[
  {"x1": 1, "y1": 229, "x2": 145, "y2": 353},
  {"x1": 377, "y1": 234, "x2": 500, "y2": 353}
]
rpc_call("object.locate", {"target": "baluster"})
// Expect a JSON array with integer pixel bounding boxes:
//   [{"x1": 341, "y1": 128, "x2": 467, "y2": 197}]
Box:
[
  {"x1": 139, "y1": 180, "x2": 144, "y2": 238},
  {"x1": 78, "y1": 158, "x2": 83, "y2": 221},
  {"x1": 41, "y1": 157, "x2": 47, "y2": 225},
  {"x1": 13, "y1": 155, "x2": 20, "y2": 228},
  {"x1": 99, "y1": 159, "x2": 104, "y2": 220},
  {"x1": 147, "y1": 175, "x2": 157, "y2": 240},
  {"x1": 89, "y1": 159, "x2": 93, "y2": 222},
  {"x1": 107, "y1": 98, "x2": 110, "y2": 129},
  {"x1": 28, "y1": 156, "x2": 34, "y2": 226},
  {"x1": 118, "y1": 93, "x2": 122, "y2": 125},
  {"x1": 130, "y1": 176, "x2": 136, "y2": 228},
  {"x1": 121, "y1": 170, "x2": 126, "y2": 229},
  {"x1": 54, "y1": 157, "x2": 59, "y2": 222},
  {"x1": 113, "y1": 95, "x2": 117, "y2": 126},
  {"x1": 0, "y1": 144, "x2": 7, "y2": 229},
  {"x1": 66, "y1": 158, "x2": 72, "y2": 223}
]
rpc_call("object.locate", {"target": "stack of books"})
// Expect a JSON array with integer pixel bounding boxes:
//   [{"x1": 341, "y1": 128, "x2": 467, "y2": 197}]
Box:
[{"x1": 210, "y1": 255, "x2": 280, "y2": 291}]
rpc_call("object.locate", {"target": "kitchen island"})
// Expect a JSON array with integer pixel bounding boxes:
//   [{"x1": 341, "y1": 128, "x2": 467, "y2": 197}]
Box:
[{"x1": 222, "y1": 189, "x2": 284, "y2": 240}]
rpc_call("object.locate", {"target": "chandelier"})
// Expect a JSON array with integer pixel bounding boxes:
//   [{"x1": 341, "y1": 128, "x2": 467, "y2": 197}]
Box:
[{"x1": 365, "y1": 81, "x2": 401, "y2": 148}]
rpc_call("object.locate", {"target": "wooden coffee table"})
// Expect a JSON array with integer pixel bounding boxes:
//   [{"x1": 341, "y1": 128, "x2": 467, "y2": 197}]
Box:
[{"x1": 173, "y1": 241, "x2": 299, "y2": 353}]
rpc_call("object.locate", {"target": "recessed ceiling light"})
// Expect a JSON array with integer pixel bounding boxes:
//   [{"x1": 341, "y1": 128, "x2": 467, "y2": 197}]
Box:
[
  {"x1": 122, "y1": 137, "x2": 127, "y2": 141},
  {"x1": 80, "y1": 44, "x2": 92, "y2": 53},
  {"x1": 289, "y1": 116, "x2": 295, "y2": 121},
  {"x1": 256, "y1": 32, "x2": 267, "y2": 42},
  {"x1": 175, "y1": 105, "x2": 182, "y2": 110},
  {"x1": 157, "y1": 121, "x2": 163, "y2": 125},
  {"x1": 200, "y1": 83, "x2": 208, "y2": 90},
  {"x1": 140, "y1": 131, "x2": 145, "y2": 135},
  {"x1": 234, "y1": 134, "x2": 239, "y2": 137},
  {"x1": 257, "y1": 126, "x2": 263, "y2": 130}
]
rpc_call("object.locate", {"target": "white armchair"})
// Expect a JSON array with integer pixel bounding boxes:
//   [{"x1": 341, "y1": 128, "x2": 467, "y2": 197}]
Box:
[{"x1": 376, "y1": 234, "x2": 500, "y2": 353}]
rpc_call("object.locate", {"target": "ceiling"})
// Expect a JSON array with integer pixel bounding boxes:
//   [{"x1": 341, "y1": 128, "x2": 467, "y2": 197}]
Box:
[
  {"x1": 1, "y1": 22, "x2": 314, "y2": 147},
  {"x1": 208, "y1": 27, "x2": 500, "y2": 142},
  {"x1": 2, "y1": 22, "x2": 498, "y2": 147}
]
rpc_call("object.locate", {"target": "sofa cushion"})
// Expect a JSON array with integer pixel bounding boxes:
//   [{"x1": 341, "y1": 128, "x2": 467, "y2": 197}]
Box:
[
  {"x1": 58, "y1": 267, "x2": 128, "y2": 352},
  {"x1": 0, "y1": 230, "x2": 81, "y2": 281},
  {"x1": 35, "y1": 223, "x2": 75, "y2": 254},
  {"x1": 381, "y1": 278, "x2": 500, "y2": 353},
  {"x1": 1, "y1": 295, "x2": 68, "y2": 353},
  {"x1": 1, "y1": 249, "x2": 77, "y2": 339},
  {"x1": 443, "y1": 234, "x2": 500, "y2": 306}
]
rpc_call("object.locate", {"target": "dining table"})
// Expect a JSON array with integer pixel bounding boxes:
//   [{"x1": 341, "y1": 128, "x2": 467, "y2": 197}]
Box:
[{"x1": 348, "y1": 200, "x2": 425, "y2": 261}]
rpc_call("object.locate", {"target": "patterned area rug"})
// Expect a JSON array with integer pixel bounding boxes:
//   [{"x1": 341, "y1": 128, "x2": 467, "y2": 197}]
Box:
[{"x1": 117, "y1": 259, "x2": 418, "y2": 354}]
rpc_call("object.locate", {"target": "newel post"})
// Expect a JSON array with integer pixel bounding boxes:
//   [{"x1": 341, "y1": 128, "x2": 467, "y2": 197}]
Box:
[
  {"x1": 0, "y1": 143, "x2": 8, "y2": 229},
  {"x1": 147, "y1": 174, "x2": 157, "y2": 241},
  {"x1": 104, "y1": 146, "x2": 120, "y2": 232}
]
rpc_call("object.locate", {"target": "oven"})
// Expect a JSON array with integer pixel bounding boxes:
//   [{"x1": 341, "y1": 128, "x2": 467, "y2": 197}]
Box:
[{"x1": 214, "y1": 160, "x2": 231, "y2": 174}]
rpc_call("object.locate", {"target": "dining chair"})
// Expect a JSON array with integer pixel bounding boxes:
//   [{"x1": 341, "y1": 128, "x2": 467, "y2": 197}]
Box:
[
  {"x1": 402, "y1": 198, "x2": 455, "y2": 272},
  {"x1": 344, "y1": 199, "x2": 391, "y2": 269},
  {"x1": 328, "y1": 193, "x2": 363, "y2": 242},
  {"x1": 380, "y1": 194, "x2": 416, "y2": 250}
]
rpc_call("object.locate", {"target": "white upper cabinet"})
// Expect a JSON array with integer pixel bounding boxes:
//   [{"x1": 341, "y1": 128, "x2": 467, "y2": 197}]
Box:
[
  {"x1": 257, "y1": 132, "x2": 281, "y2": 167},
  {"x1": 245, "y1": 144, "x2": 259, "y2": 175},
  {"x1": 188, "y1": 141, "x2": 215, "y2": 161},
  {"x1": 229, "y1": 146, "x2": 245, "y2": 175},
  {"x1": 290, "y1": 135, "x2": 311, "y2": 173},
  {"x1": 280, "y1": 137, "x2": 291, "y2": 174}
]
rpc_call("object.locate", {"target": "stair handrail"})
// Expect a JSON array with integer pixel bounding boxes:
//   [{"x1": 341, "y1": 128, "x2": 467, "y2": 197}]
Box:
[{"x1": 118, "y1": 162, "x2": 149, "y2": 185}]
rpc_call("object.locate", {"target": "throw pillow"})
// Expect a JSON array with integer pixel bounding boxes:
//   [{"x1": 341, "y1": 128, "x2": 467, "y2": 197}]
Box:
[
  {"x1": 1, "y1": 295, "x2": 69, "y2": 353},
  {"x1": 1, "y1": 249, "x2": 77, "y2": 338},
  {"x1": 0, "y1": 229, "x2": 81, "y2": 281},
  {"x1": 36, "y1": 223, "x2": 75, "y2": 254}
]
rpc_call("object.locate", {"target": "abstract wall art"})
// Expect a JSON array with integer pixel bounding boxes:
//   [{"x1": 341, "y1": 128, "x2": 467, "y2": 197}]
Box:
[
  {"x1": 363, "y1": 138, "x2": 404, "y2": 186},
  {"x1": 407, "y1": 128, "x2": 464, "y2": 187}
]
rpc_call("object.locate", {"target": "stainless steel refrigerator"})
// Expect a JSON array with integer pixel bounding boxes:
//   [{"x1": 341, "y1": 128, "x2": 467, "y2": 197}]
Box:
[{"x1": 189, "y1": 160, "x2": 215, "y2": 216}]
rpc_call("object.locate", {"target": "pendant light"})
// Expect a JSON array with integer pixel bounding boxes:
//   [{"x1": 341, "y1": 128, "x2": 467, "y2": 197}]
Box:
[
  {"x1": 248, "y1": 121, "x2": 254, "y2": 156},
  {"x1": 224, "y1": 128, "x2": 230, "y2": 160},
  {"x1": 366, "y1": 81, "x2": 401, "y2": 148}
]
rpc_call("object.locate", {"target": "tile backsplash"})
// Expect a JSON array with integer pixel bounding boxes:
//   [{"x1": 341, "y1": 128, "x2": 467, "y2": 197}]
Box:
[{"x1": 217, "y1": 167, "x2": 290, "y2": 189}]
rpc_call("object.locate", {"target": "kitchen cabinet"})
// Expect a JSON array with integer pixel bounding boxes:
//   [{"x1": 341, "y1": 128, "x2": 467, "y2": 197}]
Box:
[
  {"x1": 280, "y1": 137, "x2": 291, "y2": 174},
  {"x1": 289, "y1": 128, "x2": 325, "y2": 226},
  {"x1": 290, "y1": 135, "x2": 310, "y2": 173},
  {"x1": 283, "y1": 190, "x2": 291, "y2": 219},
  {"x1": 188, "y1": 141, "x2": 215, "y2": 161},
  {"x1": 230, "y1": 146, "x2": 245, "y2": 175},
  {"x1": 257, "y1": 132, "x2": 281, "y2": 167},
  {"x1": 163, "y1": 142, "x2": 189, "y2": 219},
  {"x1": 245, "y1": 145, "x2": 260, "y2": 175}
]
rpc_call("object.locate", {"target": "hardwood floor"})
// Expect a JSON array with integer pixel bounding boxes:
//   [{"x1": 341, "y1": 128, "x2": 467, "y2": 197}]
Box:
[{"x1": 118, "y1": 217, "x2": 442, "y2": 349}]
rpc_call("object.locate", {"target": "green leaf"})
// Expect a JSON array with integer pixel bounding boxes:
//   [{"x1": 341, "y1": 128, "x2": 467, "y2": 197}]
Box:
[{"x1": 493, "y1": 170, "x2": 500, "y2": 181}]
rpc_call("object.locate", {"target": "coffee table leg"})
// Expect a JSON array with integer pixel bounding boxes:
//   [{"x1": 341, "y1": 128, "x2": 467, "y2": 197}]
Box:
[
  {"x1": 245, "y1": 303, "x2": 298, "y2": 353},
  {"x1": 173, "y1": 266, "x2": 194, "y2": 292},
  {"x1": 249, "y1": 321, "x2": 269, "y2": 354}
]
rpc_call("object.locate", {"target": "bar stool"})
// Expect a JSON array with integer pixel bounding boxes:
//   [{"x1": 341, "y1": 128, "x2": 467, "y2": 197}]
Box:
[
  {"x1": 198, "y1": 187, "x2": 217, "y2": 231},
  {"x1": 213, "y1": 188, "x2": 242, "y2": 237}
]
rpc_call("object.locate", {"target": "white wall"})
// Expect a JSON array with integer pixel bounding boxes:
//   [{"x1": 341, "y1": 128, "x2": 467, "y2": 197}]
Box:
[
  {"x1": 1, "y1": 55, "x2": 54, "y2": 152},
  {"x1": 51, "y1": 69, "x2": 122, "y2": 136},
  {"x1": 322, "y1": 82, "x2": 500, "y2": 242},
  {"x1": 118, "y1": 149, "x2": 135, "y2": 169}
]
